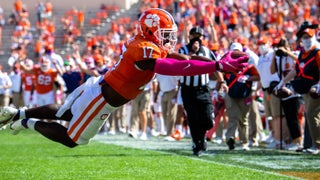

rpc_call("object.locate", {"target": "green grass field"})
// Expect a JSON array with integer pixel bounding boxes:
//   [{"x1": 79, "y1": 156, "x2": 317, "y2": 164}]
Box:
[{"x1": 0, "y1": 129, "x2": 319, "y2": 179}]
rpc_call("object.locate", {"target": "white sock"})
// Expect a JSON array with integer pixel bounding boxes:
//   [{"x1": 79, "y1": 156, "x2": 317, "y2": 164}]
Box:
[
  {"x1": 26, "y1": 119, "x2": 38, "y2": 130},
  {"x1": 160, "y1": 117, "x2": 165, "y2": 133},
  {"x1": 154, "y1": 116, "x2": 162, "y2": 132},
  {"x1": 175, "y1": 125, "x2": 182, "y2": 132},
  {"x1": 19, "y1": 109, "x2": 26, "y2": 119}
]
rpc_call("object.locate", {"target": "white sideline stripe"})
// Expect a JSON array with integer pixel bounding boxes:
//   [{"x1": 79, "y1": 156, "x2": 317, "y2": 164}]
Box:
[
  {"x1": 143, "y1": 150, "x2": 299, "y2": 179},
  {"x1": 187, "y1": 156, "x2": 300, "y2": 179},
  {"x1": 94, "y1": 135, "x2": 300, "y2": 179}
]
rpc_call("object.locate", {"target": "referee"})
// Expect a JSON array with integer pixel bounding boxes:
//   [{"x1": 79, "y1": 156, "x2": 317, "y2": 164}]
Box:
[{"x1": 179, "y1": 26, "x2": 225, "y2": 156}]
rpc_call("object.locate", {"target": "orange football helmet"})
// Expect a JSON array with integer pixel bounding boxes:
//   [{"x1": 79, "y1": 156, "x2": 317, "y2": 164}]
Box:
[{"x1": 138, "y1": 8, "x2": 177, "y2": 52}]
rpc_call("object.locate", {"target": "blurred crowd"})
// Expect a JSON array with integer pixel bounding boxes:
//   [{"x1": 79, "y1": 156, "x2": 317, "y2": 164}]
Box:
[{"x1": 0, "y1": 0, "x2": 320, "y2": 153}]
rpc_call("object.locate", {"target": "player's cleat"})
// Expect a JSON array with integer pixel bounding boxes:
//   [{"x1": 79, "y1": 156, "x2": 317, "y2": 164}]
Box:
[
  {"x1": 9, "y1": 119, "x2": 26, "y2": 135},
  {"x1": 0, "y1": 106, "x2": 18, "y2": 128}
]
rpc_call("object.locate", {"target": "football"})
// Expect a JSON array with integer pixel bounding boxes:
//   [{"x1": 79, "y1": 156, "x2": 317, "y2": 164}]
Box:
[{"x1": 273, "y1": 86, "x2": 292, "y2": 98}]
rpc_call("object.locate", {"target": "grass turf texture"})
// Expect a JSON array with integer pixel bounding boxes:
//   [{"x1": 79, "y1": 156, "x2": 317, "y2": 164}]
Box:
[{"x1": 0, "y1": 130, "x2": 319, "y2": 179}]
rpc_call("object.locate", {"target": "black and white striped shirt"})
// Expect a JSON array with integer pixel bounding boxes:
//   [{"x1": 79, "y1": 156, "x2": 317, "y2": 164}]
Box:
[{"x1": 178, "y1": 45, "x2": 216, "y2": 87}]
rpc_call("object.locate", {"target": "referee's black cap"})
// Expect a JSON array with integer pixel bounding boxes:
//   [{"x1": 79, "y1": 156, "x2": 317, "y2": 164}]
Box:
[{"x1": 189, "y1": 26, "x2": 204, "y2": 36}]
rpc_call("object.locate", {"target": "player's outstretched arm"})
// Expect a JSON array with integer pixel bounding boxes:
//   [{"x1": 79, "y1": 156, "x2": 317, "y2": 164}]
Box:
[
  {"x1": 135, "y1": 51, "x2": 248, "y2": 76},
  {"x1": 135, "y1": 51, "x2": 248, "y2": 75}
]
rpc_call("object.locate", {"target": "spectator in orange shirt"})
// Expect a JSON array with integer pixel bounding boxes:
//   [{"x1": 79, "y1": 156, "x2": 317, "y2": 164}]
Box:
[
  {"x1": 34, "y1": 39, "x2": 42, "y2": 61},
  {"x1": 12, "y1": 0, "x2": 23, "y2": 23},
  {"x1": 77, "y1": 10, "x2": 85, "y2": 30},
  {"x1": 303, "y1": 2, "x2": 311, "y2": 21},
  {"x1": 228, "y1": 8, "x2": 238, "y2": 31},
  {"x1": 43, "y1": 0, "x2": 53, "y2": 19},
  {"x1": 14, "y1": 0, "x2": 23, "y2": 14},
  {"x1": 46, "y1": 22, "x2": 55, "y2": 34},
  {"x1": 85, "y1": 33, "x2": 98, "y2": 52}
]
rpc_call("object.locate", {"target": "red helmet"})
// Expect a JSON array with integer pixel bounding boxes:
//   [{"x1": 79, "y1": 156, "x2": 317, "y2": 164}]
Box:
[{"x1": 138, "y1": 8, "x2": 177, "y2": 52}]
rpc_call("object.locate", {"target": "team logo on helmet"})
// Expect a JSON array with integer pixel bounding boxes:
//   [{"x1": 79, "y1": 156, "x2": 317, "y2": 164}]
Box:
[{"x1": 144, "y1": 14, "x2": 160, "y2": 28}]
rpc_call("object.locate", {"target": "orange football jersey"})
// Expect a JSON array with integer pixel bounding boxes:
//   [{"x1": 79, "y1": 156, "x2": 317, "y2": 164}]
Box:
[
  {"x1": 104, "y1": 36, "x2": 167, "y2": 100},
  {"x1": 33, "y1": 66, "x2": 58, "y2": 94},
  {"x1": 21, "y1": 71, "x2": 35, "y2": 91}
]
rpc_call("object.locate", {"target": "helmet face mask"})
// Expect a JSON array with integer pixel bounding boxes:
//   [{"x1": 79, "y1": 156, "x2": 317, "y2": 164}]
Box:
[
  {"x1": 156, "y1": 29, "x2": 177, "y2": 52},
  {"x1": 138, "y1": 8, "x2": 177, "y2": 52},
  {"x1": 41, "y1": 64, "x2": 50, "y2": 72}
]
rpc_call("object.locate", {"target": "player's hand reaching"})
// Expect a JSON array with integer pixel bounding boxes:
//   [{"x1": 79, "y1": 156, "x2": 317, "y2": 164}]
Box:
[{"x1": 216, "y1": 51, "x2": 249, "y2": 73}]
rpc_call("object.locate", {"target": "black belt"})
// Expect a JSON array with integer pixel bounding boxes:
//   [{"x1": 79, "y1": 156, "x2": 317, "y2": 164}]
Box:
[{"x1": 262, "y1": 87, "x2": 269, "y2": 91}]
